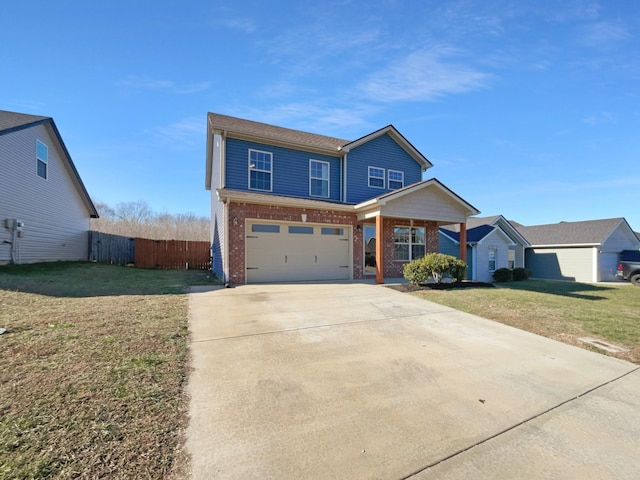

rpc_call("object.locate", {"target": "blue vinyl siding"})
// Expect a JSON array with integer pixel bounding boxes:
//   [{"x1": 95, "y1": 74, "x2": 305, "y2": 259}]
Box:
[
  {"x1": 225, "y1": 138, "x2": 341, "y2": 201},
  {"x1": 346, "y1": 134, "x2": 422, "y2": 204},
  {"x1": 438, "y1": 232, "x2": 473, "y2": 280}
]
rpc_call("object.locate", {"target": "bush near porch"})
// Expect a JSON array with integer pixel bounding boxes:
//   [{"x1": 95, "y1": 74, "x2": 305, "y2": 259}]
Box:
[{"x1": 403, "y1": 253, "x2": 467, "y2": 284}]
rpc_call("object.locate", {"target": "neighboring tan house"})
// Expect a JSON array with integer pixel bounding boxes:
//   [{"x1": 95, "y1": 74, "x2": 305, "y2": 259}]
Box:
[
  {"x1": 439, "y1": 215, "x2": 529, "y2": 282},
  {"x1": 513, "y1": 218, "x2": 640, "y2": 282},
  {"x1": 205, "y1": 112, "x2": 479, "y2": 284},
  {"x1": 0, "y1": 110, "x2": 98, "y2": 264}
]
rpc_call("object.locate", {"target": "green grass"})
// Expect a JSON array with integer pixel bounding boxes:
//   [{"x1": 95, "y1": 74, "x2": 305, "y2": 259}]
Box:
[
  {"x1": 408, "y1": 280, "x2": 640, "y2": 363},
  {"x1": 0, "y1": 262, "x2": 218, "y2": 479}
]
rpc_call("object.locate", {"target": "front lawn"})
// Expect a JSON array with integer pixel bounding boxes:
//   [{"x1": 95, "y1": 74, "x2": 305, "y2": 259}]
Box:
[
  {"x1": 407, "y1": 280, "x2": 640, "y2": 364},
  {"x1": 0, "y1": 262, "x2": 216, "y2": 479}
]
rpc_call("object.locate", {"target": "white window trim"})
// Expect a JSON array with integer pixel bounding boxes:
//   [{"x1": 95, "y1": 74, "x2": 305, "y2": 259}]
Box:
[
  {"x1": 368, "y1": 166, "x2": 385, "y2": 189},
  {"x1": 388, "y1": 169, "x2": 404, "y2": 190},
  {"x1": 394, "y1": 226, "x2": 426, "y2": 262},
  {"x1": 36, "y1": 139, "x2": 48, "y2": 180},
  {"x1": 488, "y1": 247, "x2": 497, "y2": 272},
  {"x1": 248, "y1": 148, "x2": 273, "y2": 192},
  {"x1": 309, "y1": 159, "x2": 330, "y2": 198}
]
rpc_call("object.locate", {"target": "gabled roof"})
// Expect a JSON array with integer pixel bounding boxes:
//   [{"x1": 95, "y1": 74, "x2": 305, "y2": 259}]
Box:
[
  {"x1": 440, "y1": 215, "x2": 529, "y2": 245},
  {"x1": 440, "y1": 224, "x2": 495, "y2": 243},
  {"x1": 206, "y1": 113, "x2": 435, "y2": 190},
  {"x1": 513, "y1": 217, "x2": 636, "y2": 247},
  {"x1": 0, "y1": 110, "x2": 50, "y2": 135},
  {"x1": 362, "y1": 178, "x2": 479, "y2": 213},
  {"x1": 340, "y1": 124, "x2": 432, "y2": 171},
  {"x1": 0, "y1": 109, "x2": 98, "y2": 218},
  {"x1": 208, "y1": 112, "x2": 348, "y2": 154},
  {"x1": 354, "y1": 178, "x2": 480, "y2": 223}
]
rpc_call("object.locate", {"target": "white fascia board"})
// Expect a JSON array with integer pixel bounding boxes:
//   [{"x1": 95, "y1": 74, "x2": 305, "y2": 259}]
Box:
[
  {"x1": 216, "y1": 189, "x2": 354, "y2": 212},
  {"x1": 527, "y1": 243, "x2": 600, "y2": 248},
  {"x1": 357, "y1": 209, "x2": 382, "y2": 221},
  {"x1": 439, "y1": 230, "x2": 460, "y2": 245},
  {"x1": 493, "y1": 216, "x2": 530, "y2": 246}
]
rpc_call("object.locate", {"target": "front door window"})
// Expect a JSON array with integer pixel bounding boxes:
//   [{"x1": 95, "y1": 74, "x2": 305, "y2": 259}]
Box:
[{"x1": 363, "y1": 225, "x2": 376, "y2": 275}]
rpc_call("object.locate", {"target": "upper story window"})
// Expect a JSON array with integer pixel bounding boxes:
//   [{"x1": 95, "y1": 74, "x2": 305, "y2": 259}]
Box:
[
  {"x1": 388, "y1": 170, "x2": 404, "y2": 190},
  {"x1": 394, "y1": 226, "x2": 426, "y2": 261},
  {"x1": 309, "y1": 159, "x2": 329, "y2": 197},
  {"x1": 368, "y1": 167, "x2": 385, "y2": 189},
  {"x1": 36, "y1": 140, "x2": 48, "y2": 179},
  {"x1": 248, "y1": 149, "x2": 272, "y2": 191}
]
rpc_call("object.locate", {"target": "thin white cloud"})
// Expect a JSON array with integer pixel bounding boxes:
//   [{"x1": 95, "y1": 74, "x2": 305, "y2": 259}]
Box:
[
  {"x1": 223, "y1": 17, "x2": 256, "y2": 34},
  {"x1": 581, "y1": 21, "x2": 630, "y2": 46},
  {"x1": 153, "y1": 117, "x2": 203, "y2": 146},
  {"x1": 174, "y1": 82, "x2": 213, "y2": 94},
  {"x1": 359, "y1": 47, "x2": 491, "y2": 102},
  {"x1": 236, "y1": 102, "x2": 379, "y2": 138},
  {"x1": 117, "y1": 76, "x2": 211, "y2": 94},
  {"x1": 583, "y1": 111, "x2": 616, "y2": 126}
]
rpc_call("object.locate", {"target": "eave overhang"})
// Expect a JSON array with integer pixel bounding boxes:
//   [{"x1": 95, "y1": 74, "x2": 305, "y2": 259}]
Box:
[{"x1": 340, "y1": 125, "x2": 433, "y2": 172}]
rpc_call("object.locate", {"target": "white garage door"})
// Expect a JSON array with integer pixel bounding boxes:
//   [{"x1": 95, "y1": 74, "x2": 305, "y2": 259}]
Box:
[{"x1": 246, "y1": 222, "x2": 351, "y2": 283}]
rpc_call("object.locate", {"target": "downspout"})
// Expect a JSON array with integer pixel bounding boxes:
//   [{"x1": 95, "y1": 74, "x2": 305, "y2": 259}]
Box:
[
  {"x1": 224, "y1": 197, "x2": 230, "y2": 284},
  {"x1": 343, "y1": 153, "x2": 348, "y2": 203}
]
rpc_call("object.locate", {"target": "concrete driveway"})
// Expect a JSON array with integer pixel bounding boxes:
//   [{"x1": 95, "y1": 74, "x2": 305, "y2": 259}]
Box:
[{"x1": 186, "y1": 283, "x2": 640, "y2": 479}]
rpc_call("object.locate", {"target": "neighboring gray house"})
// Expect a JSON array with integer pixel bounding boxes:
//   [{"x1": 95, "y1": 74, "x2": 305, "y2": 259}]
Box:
[
  {"x1": 513, "y1": 218, "x2": 640, "y2": 282},
  {"x1": 0, "y1": 110, "x2": 98, "y2": 264},
  {"x1": 439, "y1": 215, "x2": 529, "y2": 282}
]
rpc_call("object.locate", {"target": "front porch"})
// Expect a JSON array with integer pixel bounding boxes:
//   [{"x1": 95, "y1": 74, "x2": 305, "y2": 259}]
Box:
[{"x1": 353, "y1": 178, "x2": 478, "y2": 284}]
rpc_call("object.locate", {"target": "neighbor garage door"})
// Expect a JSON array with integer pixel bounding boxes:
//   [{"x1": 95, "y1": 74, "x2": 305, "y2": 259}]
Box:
[{"x1": 246, "y1": 222, "x2": 350, "y2": 283}]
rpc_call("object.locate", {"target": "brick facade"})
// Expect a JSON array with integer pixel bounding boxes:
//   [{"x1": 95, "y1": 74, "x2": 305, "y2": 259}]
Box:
[
  {"x1": 379, "y1": 218, "x2": 439, "y2": 278},
  {"x1": 226, "y1": 201, "x2": 441, "y2": 284},
  {"x1": 228, "y1": 202, "x2": 362, "y2": 284}
]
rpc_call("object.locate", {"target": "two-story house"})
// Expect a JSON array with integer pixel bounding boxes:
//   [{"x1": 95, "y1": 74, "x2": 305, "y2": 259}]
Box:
[{"x1": 205, "y1": 112, "x2": 479, "y2": 284}]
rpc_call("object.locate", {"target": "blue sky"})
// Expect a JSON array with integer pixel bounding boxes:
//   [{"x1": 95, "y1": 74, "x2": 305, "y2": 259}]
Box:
[{"x1": 3, "y1": 1, "x2": 639, "y2": 228}]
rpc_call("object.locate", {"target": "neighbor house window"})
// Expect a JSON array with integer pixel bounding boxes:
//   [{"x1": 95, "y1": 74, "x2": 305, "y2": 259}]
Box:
[
  {"x1": 394, "y1": 226, "x2": 426, "y2": 261},
  {"x1": 508, "y1": 249, "x2": 515, "y2": 269},
  {"x1": 368, "y1": 167, "x2": 385, "y2": 188},
  {"x1": 388, "y1": 170, "x2": 404, "y2": 190},
  {"x1": 488, "y1": 248, "x2": 497, "y2": 272},
  {"x1": 310, "y1": 160, "x2": 329, "y2": 197},
  {"x1": 36, "y1": 140, "x2": 48, "y2": 179},
  {"x1": 248, "y1": 149, "x2": 272, "y2": 191}
]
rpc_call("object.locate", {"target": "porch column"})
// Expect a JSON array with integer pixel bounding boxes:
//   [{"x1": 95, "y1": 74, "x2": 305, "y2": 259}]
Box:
[
  {"x1": 459, "y1": 222, "x2": 467, "y2": 262},
  {"x1": 376, "y1": 215, "x2": 384, "y2": 284}
]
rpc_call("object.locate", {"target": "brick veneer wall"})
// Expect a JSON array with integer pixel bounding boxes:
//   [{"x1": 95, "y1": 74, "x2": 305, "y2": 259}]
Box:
[
  {"x1": 228, "y1": 202, "x2": 362, "y2": 284},
  {"x1": 381, "y1": 218, "x2": 439, "y2": 278},
  {"x1": 226, "y1": 202, "x2": 439, "y2": 284}
]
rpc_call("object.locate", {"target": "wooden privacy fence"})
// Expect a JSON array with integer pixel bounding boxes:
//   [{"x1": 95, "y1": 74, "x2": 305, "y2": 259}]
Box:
[
  {"x1": 89, "y1": 231, "x2": 211, "y2": 270},
  {"x1": 89, "y1": 231, "x2": 135, "y2": 265},
  {"x1": 135, "y1": 238, "x2": 211, "y2": 270}
]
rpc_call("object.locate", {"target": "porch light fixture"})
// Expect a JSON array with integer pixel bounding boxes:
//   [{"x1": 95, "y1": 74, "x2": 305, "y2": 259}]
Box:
[
  {"x1": 356, "y1": 224, "x2": 361, "y2": 232},
  {"x1": 233, "y1": 216, "x2": 238, "y2": 226}
]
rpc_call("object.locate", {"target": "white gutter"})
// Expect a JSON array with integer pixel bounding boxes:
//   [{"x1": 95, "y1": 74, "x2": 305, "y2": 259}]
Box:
[
  {"x1": 223, "y1": 198, "x2": 230, "y2": 283},
  {"x1": 343, "y1": 153, "x2": 348, "y2": 204}
]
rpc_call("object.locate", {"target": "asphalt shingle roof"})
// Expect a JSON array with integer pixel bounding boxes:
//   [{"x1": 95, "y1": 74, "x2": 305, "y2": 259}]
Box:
[
  {"x1": 513, "y1": 218, "x2": 625, "y2": 246},
  {"x1": 440, "y1": 224, "x2": 495, "y2": 243},
  {"x1": 208, "y1": 112, "x2": 349, "y2": 152},
  {"x1": 0, "y1": 110, "x2": 50, "y2": 134}
]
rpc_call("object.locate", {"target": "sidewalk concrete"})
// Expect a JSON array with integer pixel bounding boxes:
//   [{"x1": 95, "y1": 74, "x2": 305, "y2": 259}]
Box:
[{"x1": 186, "y1": 283, "x2": 640, "y2": 479}]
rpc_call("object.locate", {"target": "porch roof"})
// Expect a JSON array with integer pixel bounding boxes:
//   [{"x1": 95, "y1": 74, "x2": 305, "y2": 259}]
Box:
[
  {"x1": 217, "y1": 178, "x2": 479, "y2": 224},
  {"x1": 354, "y1": 179, "x2": 479, "y2": 224}
]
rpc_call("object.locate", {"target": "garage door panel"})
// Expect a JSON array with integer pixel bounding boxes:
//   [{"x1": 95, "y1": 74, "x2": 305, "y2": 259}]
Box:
[{"x1": 246, "y1": 222, "x2": 350, "y2": 283}]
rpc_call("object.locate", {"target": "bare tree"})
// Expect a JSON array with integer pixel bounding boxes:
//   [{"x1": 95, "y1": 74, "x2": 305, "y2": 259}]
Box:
[{"x1": 91, "y1": 200, "x2": 209, "y2": 241}]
